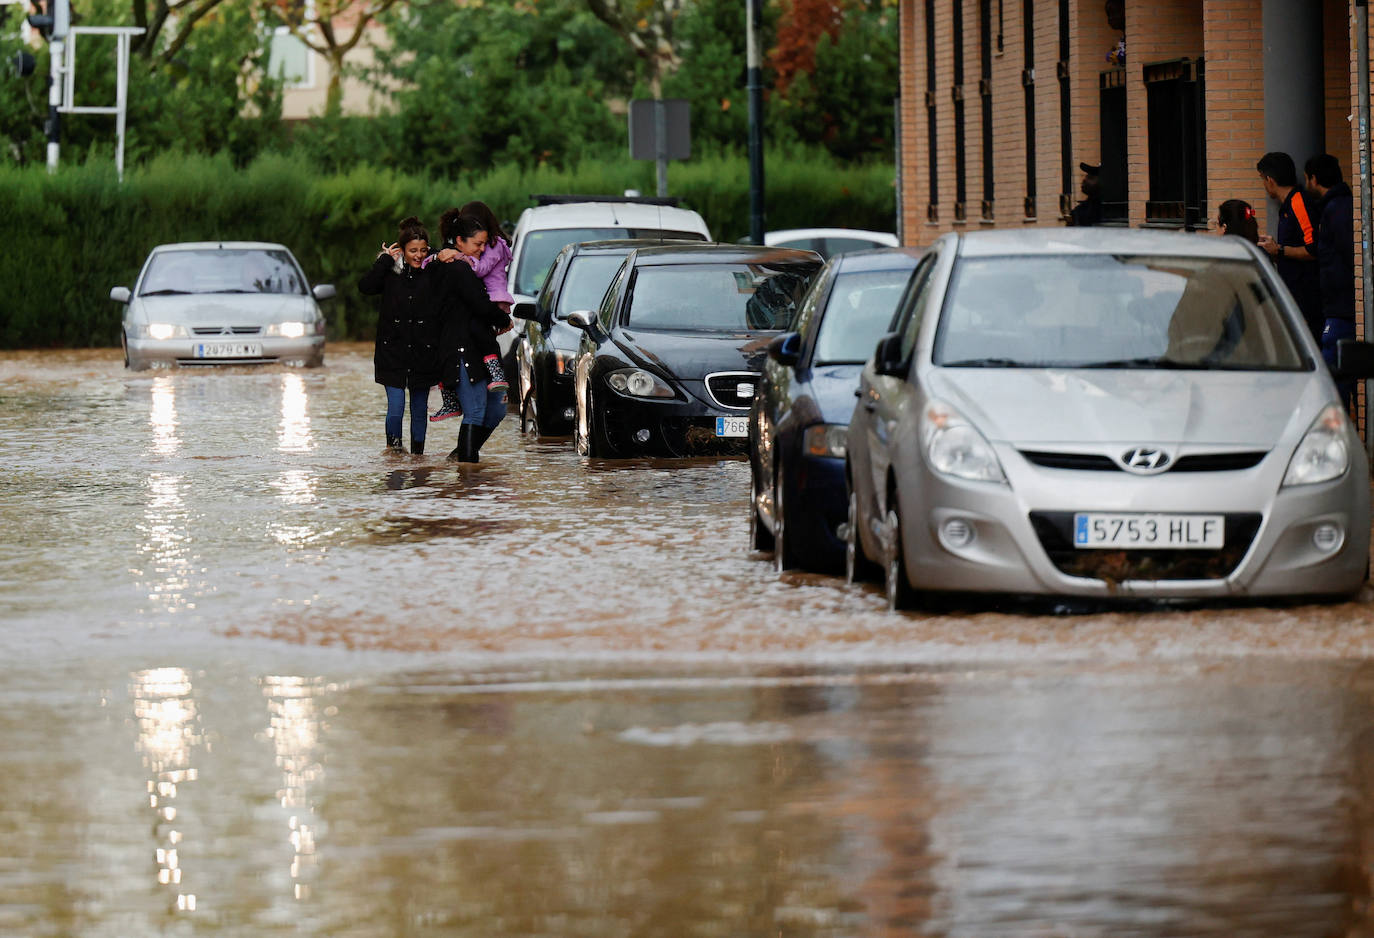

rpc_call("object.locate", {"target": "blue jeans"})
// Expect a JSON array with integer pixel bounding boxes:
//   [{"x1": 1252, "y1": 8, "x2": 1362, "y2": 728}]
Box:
[
  {"x1": 456, "y1": 360, "x2": 507, "y2": 429},
  {"x1": 1321, "y1": 318, "x2": 1357, "y2": 410},
  {"x1": 385, "y1": 385, "x2": 430, "y2": 441}
]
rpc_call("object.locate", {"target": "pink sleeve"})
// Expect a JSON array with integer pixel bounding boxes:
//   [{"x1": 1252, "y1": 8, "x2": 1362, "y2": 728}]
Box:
[{"x1": 470, "y1": 237, "x2": 510, "y2": 278}]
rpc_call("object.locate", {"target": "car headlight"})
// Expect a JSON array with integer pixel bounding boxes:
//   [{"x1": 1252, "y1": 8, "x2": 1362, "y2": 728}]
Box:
[
  {"x1": 605, "y1": 368, "x2": 676, "y2": 399},
  {"x1": 143, "y1": 322, "x2": 188, "y2": 340},
  {"x1": 803, "y1": 423, "x2": 848, "y2": 459},
  {"x1": 921, "y1": 399, "x2": 1006, "y2": 483},
  {"x1": 265, "y1": 321, "x2": 310, "y2": 338},
  {"x1": 1282, "y1": 405, "x2": 1351, "y2": 486}
]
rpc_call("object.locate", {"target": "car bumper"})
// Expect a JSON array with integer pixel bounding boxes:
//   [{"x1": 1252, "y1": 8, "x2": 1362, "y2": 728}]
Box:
[
  {"x1": 602, "y1": 393, "x2": 750, "y2": 456},
  {"x1": 126, "y1": 336, "x2": 326, "y2": 368},
  {"x1": 893, "y1": 452, "x2": 1370, "y2": 599},
  {"x1": 790, "y1": 452, "x2": 848, "y2": 551}
]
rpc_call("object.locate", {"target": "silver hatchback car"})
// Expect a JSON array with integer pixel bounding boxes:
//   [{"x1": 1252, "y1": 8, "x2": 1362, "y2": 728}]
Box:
[
  {"x1": 113, "y1": 242, "x2": 333, "y2": 370},
  {"x1": 846, "y1": 228, "x2": 1373, "y2": 608}
]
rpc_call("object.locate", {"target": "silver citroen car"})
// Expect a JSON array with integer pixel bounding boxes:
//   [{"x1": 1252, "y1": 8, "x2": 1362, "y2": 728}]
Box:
[
  {"x1": 846, "y1": 228, "x2": 1373, "y2": 608},
  {"x1": 113, "y1": 242, "x2": 333, "y2": 370}
]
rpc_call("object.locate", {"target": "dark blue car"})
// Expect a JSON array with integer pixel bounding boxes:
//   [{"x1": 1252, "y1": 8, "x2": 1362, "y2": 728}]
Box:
[{"x1": 748, "y1": 248, "x2": 923, "y2": 572}]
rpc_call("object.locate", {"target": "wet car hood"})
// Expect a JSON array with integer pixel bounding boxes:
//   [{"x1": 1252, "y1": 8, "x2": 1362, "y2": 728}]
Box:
[
  {"x1": 808, "y1": 363, "x2": 865, "y2": 426},
  {"x1": 614, "y1": 329, "x2": 777, "y2": 380},
  {"x1": 930, "y1": 367, "x2": 1324, "y2": 447},
  {"x1": 135, "y1": 294, "x2": 316, "y2": 324}
]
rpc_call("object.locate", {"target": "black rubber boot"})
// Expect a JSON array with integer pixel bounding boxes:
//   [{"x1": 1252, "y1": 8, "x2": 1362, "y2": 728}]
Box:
[
  {"x1": 447, "y1": 424, "x2": 478, "y2": 463},
  {"x1": 471, "y1": 424, "x2": 495, "y2": 457},
  {"x1": 386, "y1": 434, "x2": 404, "y2": 451},
  {"x1": 410, "y1": 437, "x2": 425, "y2": 455}
]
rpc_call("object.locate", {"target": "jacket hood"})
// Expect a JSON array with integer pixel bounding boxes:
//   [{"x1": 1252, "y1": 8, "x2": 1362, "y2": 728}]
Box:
[
  {"x1": 614, "y1": 328, "x2": 776, "y2": 380},
  {"x1": 928, "y1": 367, "x2": 1325, "y2": 448}
]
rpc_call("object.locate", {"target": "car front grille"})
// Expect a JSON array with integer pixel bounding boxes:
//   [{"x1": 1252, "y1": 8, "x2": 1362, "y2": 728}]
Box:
[
  {"x1": 191, "y1": 326, "x2": 262, "y2": 336},
  {"x1": 704, "y1": 372, "x2": 759, "y2": 410},
  {"x1": 1020, "y1": 450, "x2": 1268, "y2": 472},
  {"x1": 1028, "y1": 511, "x2": 1263, "y2": 582}
]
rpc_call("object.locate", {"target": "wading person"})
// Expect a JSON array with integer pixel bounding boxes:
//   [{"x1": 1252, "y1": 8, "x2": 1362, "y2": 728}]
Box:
[
  {"x1": 357, "y1": 216, "x2": 444, "y2": 455},
  {"x1": 1305, "y1": 153, "x2": 1356, "y2": 409},
  {"x1": 431, "y1": 210, "x2": 515, "y2": 462},
  {"x1": 1255, "y1": 151, "x2": 1321, "y2": 339}
]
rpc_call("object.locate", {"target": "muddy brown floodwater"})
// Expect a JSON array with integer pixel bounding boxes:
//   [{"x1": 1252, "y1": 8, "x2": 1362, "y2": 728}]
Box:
[{"x1": 7, "y1": 343, "x2": 1374, "y2": 936}]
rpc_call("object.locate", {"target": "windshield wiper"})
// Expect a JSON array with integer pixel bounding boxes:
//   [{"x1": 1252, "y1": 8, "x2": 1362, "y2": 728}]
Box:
[
  {"x1": 140, "y1": 288, "x2": 191, "y2": 296},
  {"x1": 940, "y1": 357, "x2": 1028, "y2": 367},
  {"x1": 1075, "y1": 356, "x2": 1192, "y2": 369}
]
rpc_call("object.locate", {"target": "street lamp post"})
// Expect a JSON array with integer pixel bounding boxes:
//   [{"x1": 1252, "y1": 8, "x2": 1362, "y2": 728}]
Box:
[{"x1": 746, "y1": 0, "x2": 765, "y2": 244}]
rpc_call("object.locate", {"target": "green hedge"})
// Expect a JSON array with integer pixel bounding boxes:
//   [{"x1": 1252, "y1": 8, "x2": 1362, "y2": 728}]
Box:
[{"x1": 0, "y1": 148, "x2": 895, "y2": 348}]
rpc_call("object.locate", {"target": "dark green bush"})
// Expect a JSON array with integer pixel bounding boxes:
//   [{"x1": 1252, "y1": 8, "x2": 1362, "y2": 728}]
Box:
[{"x1": 0, "y1": 148, "x2": 894, "y2": 348}]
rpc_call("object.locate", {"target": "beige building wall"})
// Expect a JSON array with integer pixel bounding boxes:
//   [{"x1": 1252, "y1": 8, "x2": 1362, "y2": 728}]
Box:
[{"x1": 279, "y1": 26, "x2": 391, "y2": 120}]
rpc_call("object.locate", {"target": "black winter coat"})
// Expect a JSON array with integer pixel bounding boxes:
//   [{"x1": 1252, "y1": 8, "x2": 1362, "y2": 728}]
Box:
[
  {"x1": 433, "y1": 258, "x2": 512, "y2": 386},
  {"x1": 358, "y1": 255, "x2": 445, "y2": 390},
  {"x1": 1315, "y1": 182, "x2": 1355, "y2": 322}
]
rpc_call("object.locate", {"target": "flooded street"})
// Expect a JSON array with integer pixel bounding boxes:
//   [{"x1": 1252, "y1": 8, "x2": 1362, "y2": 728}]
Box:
[{"x1": 8, "y1": 344, "x2": 1374, "y2": 935}]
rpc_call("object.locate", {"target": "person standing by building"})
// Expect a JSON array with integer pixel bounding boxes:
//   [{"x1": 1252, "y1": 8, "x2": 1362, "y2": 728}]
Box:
[
  {"x1": 1304, "y1": 153, "x2": 1355, "y2": 408},
  {"x1": 1067, "y1": 162, "x2": 1103, "y2": 227},
  {"x1": 1255, "y1": 151, "x2": 1321, "y2": 339}
]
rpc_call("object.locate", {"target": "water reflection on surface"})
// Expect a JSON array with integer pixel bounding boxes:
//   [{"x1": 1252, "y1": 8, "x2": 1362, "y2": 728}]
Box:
[{"x1": 131, "y1": 667, "x2": 201, "y2": 912}]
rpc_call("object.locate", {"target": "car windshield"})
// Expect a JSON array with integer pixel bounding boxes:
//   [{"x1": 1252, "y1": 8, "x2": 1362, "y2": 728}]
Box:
[
  {"x1": 625, "y1": 262, "x2": 816, "y2": 332},
  {"x1": 556, "y1": 254, "x2": 629, "y2": 317},
  {"x1": 140, "y1": 249, "x2": 306, "y2": 296},
  {"x1": 934, "y1": 254, "x2": 1308, "y2": 371},
  {"x1": 513, "y1": 227, "x2": 706, "y2": 296},
  {"x1": 812, "y1": 268, "x2": 913, "y2": 364}
]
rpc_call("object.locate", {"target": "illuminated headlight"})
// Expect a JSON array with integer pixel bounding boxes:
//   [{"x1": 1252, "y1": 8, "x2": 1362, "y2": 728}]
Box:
[
  {"x1": 606, "y1": 368, "x2": 675, "y2": 399},
  {"x1": 265, "y1": 321, "x2": 310, "y2": 338},
  {"x1": 921, "y1": 399, "x2": 1006, "y2": 483},
  {"x1": 144, "y1": 322, "x2": 187, "y2": 340},
  {"x1": 803, "y1": 424, "x2": 847, "y2": 459},
  {"x1": 1283, "y1": 405, "x2": 1351, "y2": 486}
]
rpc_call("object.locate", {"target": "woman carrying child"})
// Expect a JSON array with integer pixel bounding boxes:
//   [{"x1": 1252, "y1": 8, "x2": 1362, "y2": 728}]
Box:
[
  {"x1": 357, "y1": 216, "x2": 445, "y2": 455},
  {"x1": 430, "y1": 210, "x2": 515, "y2": 462}
]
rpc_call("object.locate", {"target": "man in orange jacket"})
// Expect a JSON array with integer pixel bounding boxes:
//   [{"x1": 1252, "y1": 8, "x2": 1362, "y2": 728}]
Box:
[{"x1": 1256, "y1": 151, "x2": 1322, "y2": 340}]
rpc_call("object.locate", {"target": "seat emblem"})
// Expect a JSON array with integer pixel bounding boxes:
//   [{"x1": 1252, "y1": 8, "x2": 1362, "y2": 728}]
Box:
[{"x1": 1121, "y1": 447, "x2": 1170, "y2": 472}]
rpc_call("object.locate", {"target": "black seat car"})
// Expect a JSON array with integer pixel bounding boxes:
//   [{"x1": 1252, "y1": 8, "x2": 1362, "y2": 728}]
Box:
[
  {"x1": 748, "y1": 248, "x2": 923, "y2": 572},
  {"x1": 513, "y1": 239, "x2": 695, "y2": 437},
  {"x1": 565, "y1": 243, "x2": 823, "y2": 458}
]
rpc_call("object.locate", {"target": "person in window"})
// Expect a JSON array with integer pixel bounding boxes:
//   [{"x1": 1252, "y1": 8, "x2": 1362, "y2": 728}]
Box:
[
  {"x1": 1255, "y1": 151, "x2": 1321, "y2": 339},
  {"x1": 1067, "y1": 162, "x2": 1103, "y2": 227},
  {"x1": 357, "y1": 216, "x2": 445, "y2": 455}
]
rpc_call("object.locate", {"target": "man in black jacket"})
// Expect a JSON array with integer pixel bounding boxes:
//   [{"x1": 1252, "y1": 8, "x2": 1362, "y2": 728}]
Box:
[{"x1": 1304, "y1": 153, "x2": 1355, "y2": 408}]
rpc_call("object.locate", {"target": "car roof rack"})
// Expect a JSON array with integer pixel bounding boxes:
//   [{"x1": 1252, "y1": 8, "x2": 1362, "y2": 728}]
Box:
[{"x1": 531, "y1": 194, "x2": 682, "y2": 207}]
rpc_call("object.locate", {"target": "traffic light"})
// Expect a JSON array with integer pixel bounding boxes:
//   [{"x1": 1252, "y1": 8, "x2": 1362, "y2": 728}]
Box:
[{"x1": 25, "y1": 0, "x2": 68, "y2": 40}]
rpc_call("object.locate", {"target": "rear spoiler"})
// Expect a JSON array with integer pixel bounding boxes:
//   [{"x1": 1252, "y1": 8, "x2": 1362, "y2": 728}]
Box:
[{"x1": 531, "y1": 194, "x2": 681, "y2": 207}]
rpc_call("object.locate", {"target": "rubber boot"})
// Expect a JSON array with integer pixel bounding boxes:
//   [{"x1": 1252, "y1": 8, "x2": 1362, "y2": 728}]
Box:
[
  {"x1": 410, "y1": 437, "x2": 425, "y2": 455},
  {"x1": 447, "y1": 424, "x2": 478, "y2": 463},
  {"x1": 386, "y1": 434, "x2": 405, "y2": 452},
  {"x1": 471, "y1": 424, "x2": 495, "y2": 457}
]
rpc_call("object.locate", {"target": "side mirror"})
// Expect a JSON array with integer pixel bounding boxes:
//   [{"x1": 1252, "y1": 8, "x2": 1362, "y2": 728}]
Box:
[
  {"x1": 873, "y1": 332, "x2": 906, "y2": 378},
  {"x1": 767, "y1": 331, "x2": 802, "y2": 367},
  {"x1": 512, "y1": 301, "x2": 537, "y2": 321},
  {"x1": 110, "y1": 286, "x2": 131, "y2": 304},
  {"x1": 565, "y1": 309, "x2": 597, "y2": 331},
  {"x1": 1335, "y1": 338, "x2": 1374, "y2": 379},
  {"x1": 312, "y1": 284, "x2": 336, "y2": 301}
]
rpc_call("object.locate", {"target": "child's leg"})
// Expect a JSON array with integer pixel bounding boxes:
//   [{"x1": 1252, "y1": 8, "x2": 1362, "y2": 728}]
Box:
[
  {"x1": 483, "y1": 354, "x2": 509, "y2": 391},
  {"x1": 430, "y1": 382, "x2": 463, "y2": 421}
]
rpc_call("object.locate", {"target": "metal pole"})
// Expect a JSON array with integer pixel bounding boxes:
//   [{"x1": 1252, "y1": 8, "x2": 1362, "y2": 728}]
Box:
[
  {"x1": 655, "y1": 98, "x2": 668, "y2": 198},
  {"x1": 45, "y1": 37, "x2": 63, "y2": 172},
  {"x1": 115, "y1": 33, "x2": 129, "y2": 180},
  {"x1": 746, "y1": 0, "x2": 765, "y2": 244},
  {"x1": 1359, "y1": 0, "x2": 1373, "y2": 454}
]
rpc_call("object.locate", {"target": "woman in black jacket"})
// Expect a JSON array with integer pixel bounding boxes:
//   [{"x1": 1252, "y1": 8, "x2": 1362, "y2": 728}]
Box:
[
  {"x1": 433, "y1": 209, "x2": 515, "y2": 462},
  {"x1": 358, "y1": 216, "x2": 445, "y2": 454}
]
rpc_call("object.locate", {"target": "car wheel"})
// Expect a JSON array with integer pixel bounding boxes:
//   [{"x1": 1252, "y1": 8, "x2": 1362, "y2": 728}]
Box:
[
  {"x1": 846, "y1": 487, "x2": 882, "y2": 585},
  {"x1": 121, "y1": 333, "x2": 130, "y2": 369},
  {"x1": 588, "y1": 388, "x2": 618, "y2": 458},
  {"x1": 533, "y1": 377, "x2": 569, "y2": 437},
  {"x1": 749, "y1": 462, "x2": 774, "y2": 553},
  {"x1": 520, "y1": 390, "x2": 537, "y2": 436},
  {"x1": 773, "y1": 465, "x2": 790, "y2": 574},
  {"x1": 883, "y1": 499, "x2": 918, "y2": 612}
]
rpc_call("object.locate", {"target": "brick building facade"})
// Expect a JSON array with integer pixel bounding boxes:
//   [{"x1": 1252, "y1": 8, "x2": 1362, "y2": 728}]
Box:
[{"x1": 897, "y1": 1, "x2": 1364, "y2": 322}]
